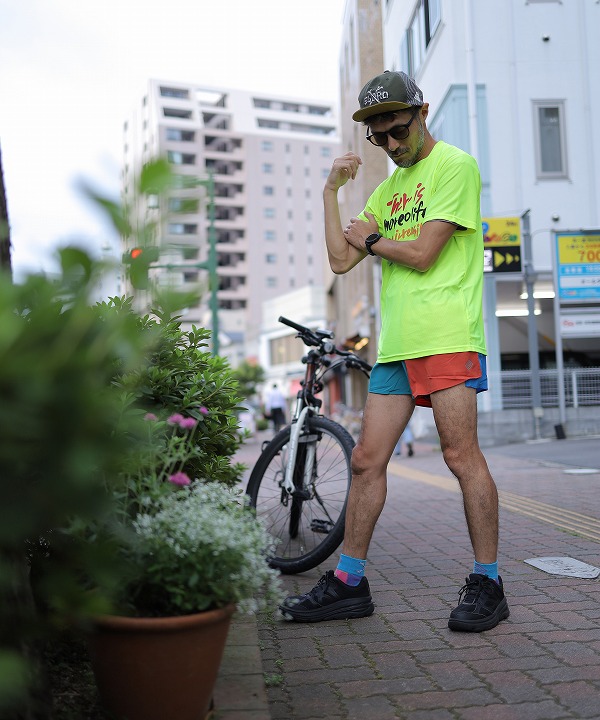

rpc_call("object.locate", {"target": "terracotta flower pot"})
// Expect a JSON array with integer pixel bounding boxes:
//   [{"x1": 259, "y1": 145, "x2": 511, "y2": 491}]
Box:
[{"x1": 87, "y1": 604, "x2": 235, "y2": 720}]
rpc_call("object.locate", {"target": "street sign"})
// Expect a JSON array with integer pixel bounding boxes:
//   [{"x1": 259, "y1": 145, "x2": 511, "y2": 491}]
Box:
[
  {"x1": 482, "y1": 216, "x2": 522, "y2": 273},
  {"x1": 559, "y1": 310, "x2": 600, "y2": 338},
  {"x1": 483, "y1": 246, "x2": 522, "y2": 273},
  {"x1": 555, "y1": 231, "x2": 600, "y2": 302}
]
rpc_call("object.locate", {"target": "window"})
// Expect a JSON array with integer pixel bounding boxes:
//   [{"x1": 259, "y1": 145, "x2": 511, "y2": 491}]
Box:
[
  {"x1": 265, "y1": 230, "x2": 276, "y2": 241},
  {"x1": 262, "y1": 163, "x2": 273, "y2": 173},
  {"x1": 261, "y1": 140, "x2": 274, "y2": 151},
  {"x1": 320, "y1": 147, "x2": 331, "y2": 157},
  {"x1": 263, "y1": 186, "x2": 274, "y2": 195},
  {"x1": 264, "y1": 208, "x2": 275, "y2": 218},
  {"x1": 183, "y1": 271, "x2": 199, "y2": 283},
  {"x1": 266, "y1": 254, "x2": 277, "y2": 263},
  {"x1": 166, "y1": 128, "x2": 195, "y2": 142},
  {"x1": 533, "y1": 101, "x2": 568, "y2": 178},
  {"x1": 405, "y1": 0, "x2": 441, "y2": 76},
  {"x1": 182, "y1": 247, "x2": 199, "y2": 260},
  {"x1": 167, "y1": 151, "x2": 195, "y2": 165},
  {"x1": 266, "y1": 277, "x2": 277, "y2": 288},
  {"x1": 163, "y1": 108, "x2": 192, "y2": 119},
  {"x1": 160, "y1": 86, "x2": 189, "y2": 99},
  {"x1": 169, "y1": 198, "x2": 199, "y2": 213},
  {"x1": 168, "y1": 223, "x2": 197, "y2": 235}
]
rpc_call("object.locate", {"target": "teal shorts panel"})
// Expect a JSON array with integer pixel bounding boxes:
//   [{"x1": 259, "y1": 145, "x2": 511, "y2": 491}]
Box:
[{"x1": 368, "y1": 361, "x2": 411, "y2": 395}]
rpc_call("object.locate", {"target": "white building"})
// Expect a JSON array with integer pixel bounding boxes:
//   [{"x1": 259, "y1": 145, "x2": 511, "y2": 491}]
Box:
[
  {"x1": 122, "y1": 80, "x2": 340, "y2": 365},
  {"x1": 379, "y1": 0, "x2": 600, "y2": 379}
]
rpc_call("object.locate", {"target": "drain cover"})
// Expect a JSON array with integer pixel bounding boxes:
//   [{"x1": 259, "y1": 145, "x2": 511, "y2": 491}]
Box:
[{"x1": 524, "y1": 556, "x2": 600, "y2": 578}]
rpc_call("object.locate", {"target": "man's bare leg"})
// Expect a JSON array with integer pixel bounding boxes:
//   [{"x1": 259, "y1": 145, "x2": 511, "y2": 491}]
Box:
[
  {"x1": 430, "y1": 383, "x2": 509, "y2": 632},
  {"x1": 430, "y1": 383, "x2": 498, "y2": 562},
  {"x1": 342, "y1": 393, "x2": 415, "y2": 558},
  {"x1": 278, "y1": 393, "x2": 414, "y2": 622}
]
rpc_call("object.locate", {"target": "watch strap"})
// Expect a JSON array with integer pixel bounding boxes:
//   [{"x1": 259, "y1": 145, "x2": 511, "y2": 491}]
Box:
[{"x1": 365, "y1": 233, "x2": 382, "y2": 256}]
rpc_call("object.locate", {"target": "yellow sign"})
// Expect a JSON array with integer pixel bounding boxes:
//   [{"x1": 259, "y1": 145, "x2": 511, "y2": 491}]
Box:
[
  {"x1": 482, "y1": 217, "x2": 521, "y2": 247},
  {"x1": 557, "y1": 234, "x2": 600, "y2": 265}
]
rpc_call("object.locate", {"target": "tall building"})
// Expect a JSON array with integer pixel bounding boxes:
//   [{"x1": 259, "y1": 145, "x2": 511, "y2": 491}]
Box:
[
  {"x1": 122, "y1": 80, "x2": 340, "y2": 364},
  {"x1": 329, "y1": 0, "x2": 388, "y2": 411}
]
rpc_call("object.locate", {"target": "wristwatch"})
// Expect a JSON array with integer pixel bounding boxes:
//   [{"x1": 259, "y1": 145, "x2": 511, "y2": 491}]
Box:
[{"x1": 365, "y1": 232, "x2": 382, "y2": 256}]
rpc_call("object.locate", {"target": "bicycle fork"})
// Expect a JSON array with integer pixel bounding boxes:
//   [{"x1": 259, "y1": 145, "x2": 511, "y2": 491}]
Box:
[{"x1": 282, "y1": 406, "x2": 316, "y2": 497}]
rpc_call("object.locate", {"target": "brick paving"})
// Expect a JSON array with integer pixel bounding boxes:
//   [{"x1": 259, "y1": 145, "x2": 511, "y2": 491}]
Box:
[{"x1": 214, "y1": 433, "x2": 600, "y2": 720}]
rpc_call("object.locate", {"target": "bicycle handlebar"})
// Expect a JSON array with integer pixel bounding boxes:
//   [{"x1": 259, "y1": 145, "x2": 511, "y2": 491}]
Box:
[{"x1": 278, "y1": 316, "x2": 372, "y2": 374}]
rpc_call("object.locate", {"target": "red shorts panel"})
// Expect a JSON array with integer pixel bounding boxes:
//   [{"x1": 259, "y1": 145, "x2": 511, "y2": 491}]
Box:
[{"x1": 404, "y1": 352, "x2": 482, "y2": 408}]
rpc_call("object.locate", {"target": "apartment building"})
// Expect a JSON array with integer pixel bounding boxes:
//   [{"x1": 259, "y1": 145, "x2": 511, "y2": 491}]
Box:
[{"x1": 122, "y1": 80, "x2": 340, "y2": 364}]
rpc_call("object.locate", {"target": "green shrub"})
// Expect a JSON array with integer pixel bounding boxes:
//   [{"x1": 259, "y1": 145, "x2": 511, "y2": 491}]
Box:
[{"x1": 101, "y1": 299, "x2": 245, "y2": 488}]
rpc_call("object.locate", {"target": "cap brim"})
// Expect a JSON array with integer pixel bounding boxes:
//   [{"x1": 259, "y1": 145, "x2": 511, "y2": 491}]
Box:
[{"x1": 352, "y1": 101, "x2": 412, "y2": 122}]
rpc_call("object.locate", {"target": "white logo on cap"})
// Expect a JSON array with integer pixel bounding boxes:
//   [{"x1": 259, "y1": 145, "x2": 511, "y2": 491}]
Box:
[{"x1": 363, "y1": 85, "x2": 388, "y2": 107}]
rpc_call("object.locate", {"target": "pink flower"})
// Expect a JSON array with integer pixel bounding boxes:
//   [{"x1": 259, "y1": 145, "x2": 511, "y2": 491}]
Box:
[
  {"x1": 179, "y1": 417, "x2": 198, "y2": 429},
  {"x1": 199, "y1": 406, "x2": 209, "y2": 416},
  {"x1": 168, "y1": 471, "x2": 191, "y2": 486},
  {"x1": 167, "y1": 413, "x2": 185, "y2": 426},
  {"x1": 144, "y1": 413, "x2": 158, "y2": 421}
]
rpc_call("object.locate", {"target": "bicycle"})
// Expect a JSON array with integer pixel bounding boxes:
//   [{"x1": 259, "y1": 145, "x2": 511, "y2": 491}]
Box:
[{"x1": 246, "y1": 316, "x2": 371, "y2": 575}]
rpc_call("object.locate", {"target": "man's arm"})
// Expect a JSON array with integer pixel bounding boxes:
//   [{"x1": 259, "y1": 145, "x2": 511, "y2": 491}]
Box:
[
  {"x1": 344, "y1": 214, "x2": 457, "y2": 272},
  {"x1": 323, "y1": 152, "x2": 374, "y2": 275}
]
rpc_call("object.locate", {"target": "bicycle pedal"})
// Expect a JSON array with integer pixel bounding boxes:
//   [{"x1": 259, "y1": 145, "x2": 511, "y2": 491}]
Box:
[
  {"x1": 310, "y1": 519, "x2": 334, "y2": 534},
  {"x1": 291, "y1": 489, "x2": 311, "y2": 500}
]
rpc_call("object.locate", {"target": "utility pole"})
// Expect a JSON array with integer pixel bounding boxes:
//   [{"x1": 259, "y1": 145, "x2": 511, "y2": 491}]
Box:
[{"x1": 521, "y1": 209, "x2": 543, "y2": 439}]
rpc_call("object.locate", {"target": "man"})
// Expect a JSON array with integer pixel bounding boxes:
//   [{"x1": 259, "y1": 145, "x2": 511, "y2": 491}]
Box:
[
  {"x1": 280, "y1": 71, "x2": 509, "y2": 633},
  {"x1": 265, "y1": 383, "x2": 287, "y2": 432}
]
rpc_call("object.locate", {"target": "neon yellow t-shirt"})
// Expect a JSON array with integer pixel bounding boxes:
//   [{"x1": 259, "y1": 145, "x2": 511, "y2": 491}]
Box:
[{"x1": 361, "y1": 141, "x2": 486, "y2": 362}]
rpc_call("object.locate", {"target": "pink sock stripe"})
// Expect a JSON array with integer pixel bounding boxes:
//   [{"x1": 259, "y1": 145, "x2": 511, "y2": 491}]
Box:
[{"x1": 334, "y1": 569, "x2": 350, "y2": 583}]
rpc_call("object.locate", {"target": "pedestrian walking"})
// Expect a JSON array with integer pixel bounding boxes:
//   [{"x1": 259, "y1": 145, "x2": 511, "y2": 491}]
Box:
[
  {"x1": 265, "y1": 383, "x2": 287, "y2": 432},
  {"x1": 280, "y1": 70, "x2": 509, "y2": 632},
  {"x1": 393, "y1": 423, "x2": 414, "y2": 457}
]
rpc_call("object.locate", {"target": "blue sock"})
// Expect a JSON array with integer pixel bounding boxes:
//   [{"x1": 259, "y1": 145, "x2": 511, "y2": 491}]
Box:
[
  {"x1": 473, "y1": 560, "x2": 498, "y2": 582},
  {"x1": 334, "y1": 554, "x2": 366, "y2": 586}
]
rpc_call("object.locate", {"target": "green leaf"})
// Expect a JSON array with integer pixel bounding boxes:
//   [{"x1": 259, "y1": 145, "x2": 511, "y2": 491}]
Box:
[{"x1": 139, "y1": 158, "x2": 173, "y2": 195}]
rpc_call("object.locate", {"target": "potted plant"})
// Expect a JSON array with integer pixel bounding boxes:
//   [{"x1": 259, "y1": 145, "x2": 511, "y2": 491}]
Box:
[{"x1": 85, "y1": 409, "x2": 283, "y2": 720}]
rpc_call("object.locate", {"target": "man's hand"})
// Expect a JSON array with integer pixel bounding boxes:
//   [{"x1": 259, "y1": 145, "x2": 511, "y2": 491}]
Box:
[
  {"x1": 343, "y1": 212, "x2": 379, "y2": 253},
  {"x1": 324, "y1": 152, "x2": 362, "y2": 192}
]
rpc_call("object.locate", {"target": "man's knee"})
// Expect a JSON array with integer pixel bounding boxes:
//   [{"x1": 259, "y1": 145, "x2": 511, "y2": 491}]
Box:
[{"x1": 351, "y1": 441, "x2": 387, "y2": 478}]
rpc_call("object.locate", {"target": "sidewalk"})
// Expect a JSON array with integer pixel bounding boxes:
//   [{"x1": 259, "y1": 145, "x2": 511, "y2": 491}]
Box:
[{"x1": 214, "y1": 433, "x2": 600, "y2": 720}]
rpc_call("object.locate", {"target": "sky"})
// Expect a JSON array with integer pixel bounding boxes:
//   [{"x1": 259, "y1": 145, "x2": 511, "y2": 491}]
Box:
[{"x1": 0, "y1": 0, "x2": 346, "y2": 278}]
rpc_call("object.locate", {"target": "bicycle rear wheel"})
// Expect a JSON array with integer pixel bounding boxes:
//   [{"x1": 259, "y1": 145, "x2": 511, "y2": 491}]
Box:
[{"x1": 246, "y1": 416, "x2": 354, "y2": 574}]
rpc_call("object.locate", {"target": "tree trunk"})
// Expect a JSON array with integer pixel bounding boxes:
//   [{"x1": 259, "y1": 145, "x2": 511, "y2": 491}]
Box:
[{"x1": 0, "y1": 143, "x2": 13, "y2": 276}]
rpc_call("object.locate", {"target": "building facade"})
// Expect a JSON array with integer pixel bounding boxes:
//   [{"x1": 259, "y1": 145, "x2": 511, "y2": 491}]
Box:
[{"x1": 122, "y1": 80, "x2": 341, "y2": 365}]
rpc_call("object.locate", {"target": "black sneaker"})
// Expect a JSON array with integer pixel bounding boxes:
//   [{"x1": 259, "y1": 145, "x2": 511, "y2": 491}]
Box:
[
  {"x1": 279, "y1": 570, "x2": 375, "y2": 622},
  {"x1": 448, "y1": 573, "x2": 510, "y2": 632}
]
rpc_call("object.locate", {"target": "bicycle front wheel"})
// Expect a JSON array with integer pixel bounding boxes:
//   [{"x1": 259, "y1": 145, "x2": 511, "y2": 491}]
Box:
[{"x1": 246, "y1": 416, "x2": 354, "y2": 574}]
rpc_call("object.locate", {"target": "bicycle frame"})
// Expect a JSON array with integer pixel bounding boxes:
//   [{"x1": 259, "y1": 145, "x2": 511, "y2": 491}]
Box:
[{"x1": 274, "y1": 315, "x2": 371, "y2": 498}]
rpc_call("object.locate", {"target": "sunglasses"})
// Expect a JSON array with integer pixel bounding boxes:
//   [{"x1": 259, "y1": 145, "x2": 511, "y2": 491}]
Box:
[{"x1": 365, "y1": 106, "x2": 421, "y2": 147}]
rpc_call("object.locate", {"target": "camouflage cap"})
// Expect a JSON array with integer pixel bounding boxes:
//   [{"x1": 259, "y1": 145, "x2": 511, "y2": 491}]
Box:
[{"x1": 352, "y1": 70, "x2": 423, "y2": 122}]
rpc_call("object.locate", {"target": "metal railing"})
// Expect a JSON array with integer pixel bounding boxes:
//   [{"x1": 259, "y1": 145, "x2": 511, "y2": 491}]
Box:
[{"x1": 499, "y1": 367, "x2": 600, "y2": 409}]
